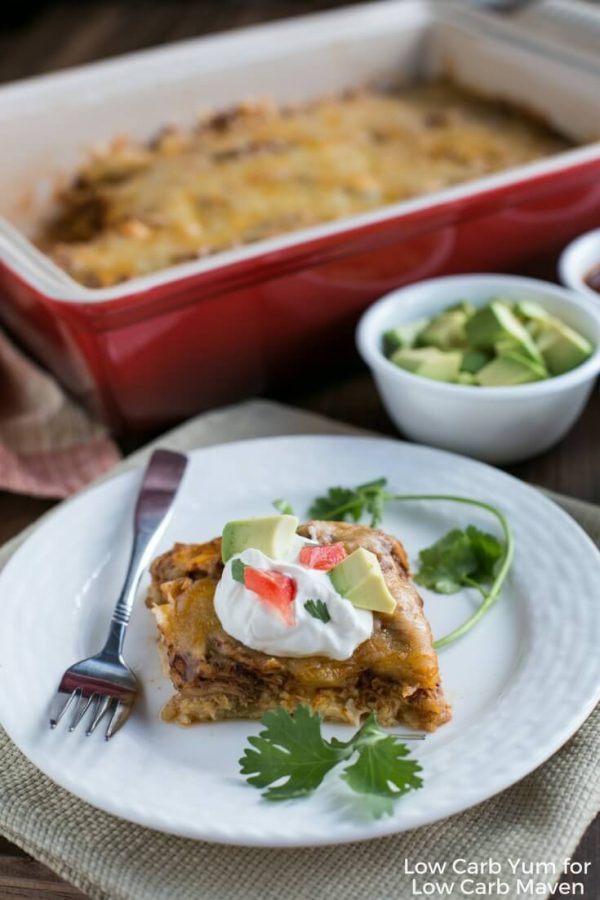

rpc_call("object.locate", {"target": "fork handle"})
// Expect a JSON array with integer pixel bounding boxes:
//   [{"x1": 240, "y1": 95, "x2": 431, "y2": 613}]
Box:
[{"x1": 102, "y1": 449, "x2": 188, "y2": 659}]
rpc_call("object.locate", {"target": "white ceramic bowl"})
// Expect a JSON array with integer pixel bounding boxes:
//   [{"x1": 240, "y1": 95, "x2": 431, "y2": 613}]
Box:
[
  {"x1": 559, "y1": 228, "x2": 600, "y2": 301},
  {"x1": 356, "y1": 274, "x2": 600, "y2": 464}
]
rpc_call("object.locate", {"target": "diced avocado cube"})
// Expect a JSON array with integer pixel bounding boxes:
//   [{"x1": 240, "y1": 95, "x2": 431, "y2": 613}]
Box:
[
  {"x1": 466, "y1": 300, "x2": 543, "y2": 365},
  {"x1": 457, "y1": 372, "x2": 477, "y2": 385},
  {"x1": 460, "y1": 350, "x2": 491, "y2": 375},
  {"x1": 514, "y1": 300, "x2": 553, "y2": 324},
  {"x1": 382, "y1": 318, "x2": 430, "y2": 356},
  {"x1": 504, "y1": 348, "x2": 548, "y2": 376},
  {"x1": 417, "y1": 308, "x2": 469, "y2": 350},
  {"x1": 390, "y1": 348, "x2": 423, "y2": 373},
  {"x1": 221, "y1": 515, "x2": 299, "y2": 563},
  {"x1": 535, "y1": 321, "x2": 593, "y2": 375},
  {"x1": 476, "y1": 353, "x2": 547, "y2": 387},
  {"x1": 494, "y1": 335, "x2": 544, "y2": 366},
  {"x1": 329, "y1": 548, "x2": 378, "y2": 594},
  {"x1": 329, "y1": 548, "x2": 396, "y2": 614},
  {"x1": 391, "y1": 347, "x2": 462, "y2": 382},
  {"x1": 344, "y1": 569, "x2": 396, "y2": 614},
  {"x1": 447, "y1": 300, "x2": 476, "y2": 317}
]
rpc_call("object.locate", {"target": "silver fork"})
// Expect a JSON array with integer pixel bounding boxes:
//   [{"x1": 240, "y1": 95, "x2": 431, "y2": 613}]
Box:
[{"x1": 49, "y1": 448, "x2": 188, "y2": 739}]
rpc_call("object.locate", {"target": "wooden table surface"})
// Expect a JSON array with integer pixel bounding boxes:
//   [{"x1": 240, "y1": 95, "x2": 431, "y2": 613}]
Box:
[{"x1": 0, "y1": 1, "x2": 598, "y2": 897}]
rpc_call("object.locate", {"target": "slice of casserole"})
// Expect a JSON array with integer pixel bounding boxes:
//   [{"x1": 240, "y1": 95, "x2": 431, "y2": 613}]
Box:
[{"x1": 147, "y1": 520, "x2": 451, "y2": 732}]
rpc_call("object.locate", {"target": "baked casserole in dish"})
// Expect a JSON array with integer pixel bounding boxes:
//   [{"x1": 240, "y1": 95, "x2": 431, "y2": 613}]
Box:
[
  {"x1": 1, "y1": 0, "x2": 599, "y2": 431},
  {"x1": 38, "y1": 81, "x2": 571, "y2": 288}
]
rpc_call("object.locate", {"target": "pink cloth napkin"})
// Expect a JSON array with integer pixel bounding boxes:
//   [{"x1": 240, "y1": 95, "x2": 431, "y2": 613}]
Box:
[{"x1": 0, "y1": 329, "x2": 121, "y2": 498}]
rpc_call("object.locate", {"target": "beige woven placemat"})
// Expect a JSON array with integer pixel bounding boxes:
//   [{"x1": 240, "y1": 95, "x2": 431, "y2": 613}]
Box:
[{"x1": 1, "y1": 400, "x2": 598, "y2": 900}]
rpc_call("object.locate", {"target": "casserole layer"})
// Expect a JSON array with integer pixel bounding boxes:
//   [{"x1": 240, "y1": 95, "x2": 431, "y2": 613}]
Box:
[
  {"x1": 39, "y1": 80, "x2": 571, "y2": 287},
  {"x1": 147, "y1": 520, "x2": 451, "y2": 732}
]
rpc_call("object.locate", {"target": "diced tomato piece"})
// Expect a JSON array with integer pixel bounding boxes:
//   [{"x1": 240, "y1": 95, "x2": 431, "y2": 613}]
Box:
[
  {"x1": 299, "y1": 542, "x2": 347, "y2": 571},
  {"x1": 244, "y1": 567, "x2": 297, "y2": 625}
]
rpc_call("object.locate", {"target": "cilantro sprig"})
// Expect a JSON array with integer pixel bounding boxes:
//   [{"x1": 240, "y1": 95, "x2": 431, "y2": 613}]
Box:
[
  {"x1": 304, "y1": 599, "x2": 331, "y2": 623},
  {"x1": 285, "y1": 478, "x2": 514, "y2": 650},
  {"x1": 240, "y1": 705, "x2": 422, "y2": 816},
  {"x1": 339, "y1": 714, "x2": 424, "y2": 816},
  {"x1": 309, "y1": 478, "x2": 387, "y2": 528},
  {"x1": 414, "y1": 525, "x2": 503, "y2": 596}
]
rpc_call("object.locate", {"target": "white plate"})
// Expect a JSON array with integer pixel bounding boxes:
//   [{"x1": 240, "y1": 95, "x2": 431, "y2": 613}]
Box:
[{"x1": 0, "y1": 436, "x2": 599, "y2": 846}]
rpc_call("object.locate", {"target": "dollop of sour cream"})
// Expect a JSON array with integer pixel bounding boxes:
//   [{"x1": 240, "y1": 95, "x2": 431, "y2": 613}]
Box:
[{"x1": 214, "y1": 538, "x2": 373, "y2": 660}]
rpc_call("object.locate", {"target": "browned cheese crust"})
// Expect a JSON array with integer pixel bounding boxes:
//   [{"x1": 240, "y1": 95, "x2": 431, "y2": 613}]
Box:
[
  {"x1": 38, "y1": 81, "x2": 572, "y2": 287},
  {"x1": 147, "y1": 521, "x2": 451, "y2": 731}
]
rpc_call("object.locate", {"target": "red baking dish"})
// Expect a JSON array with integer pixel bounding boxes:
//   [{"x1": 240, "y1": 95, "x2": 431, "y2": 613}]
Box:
[{"x1": 1, "y1": 0, "x2": 599, "y2": 432}]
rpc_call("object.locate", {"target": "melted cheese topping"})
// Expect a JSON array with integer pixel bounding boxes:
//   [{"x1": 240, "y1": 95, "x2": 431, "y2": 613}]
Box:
[{"x1": 39, "y1": 82, "x2": 572, "y2": 287}]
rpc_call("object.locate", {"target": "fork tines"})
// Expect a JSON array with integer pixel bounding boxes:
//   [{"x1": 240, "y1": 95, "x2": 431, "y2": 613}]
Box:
[{"x1": 49, "y1": 689, "x2": 132, "y2": 740}]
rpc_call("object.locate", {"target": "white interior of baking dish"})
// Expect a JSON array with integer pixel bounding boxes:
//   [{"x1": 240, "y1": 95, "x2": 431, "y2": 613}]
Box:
[{"x1": 0, "y1": 0, "x2": 599, "y2": 302}]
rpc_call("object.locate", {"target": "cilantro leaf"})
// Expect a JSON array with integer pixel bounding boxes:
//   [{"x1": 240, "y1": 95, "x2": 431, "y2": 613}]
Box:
[
  {"x1": 465, "y1": 525, "x2": 504, "y2": 583},
  {"x1": 239, "y1": 706, "x2": 346, "y2": 800},
  {"x1": 309, "y1": 487, "x2": 363, "y2": 521},
  {"x1": 414, "y1": 528, "x2": 477, "y2": 593},
  {"x1": 414, "y1": 525, "x2": 503, "y2": 595},
  {"x1": 304, "y1": 599, "x2": 331, "y2": 623},
  {"x1": 273, "y1": 498, "x2": 295, "y2": 515},
  {"x1": 239, "y1": 705, "x2": 423, "y2": 815},
  {"x1": 231, "y1": 559, "x2": 247, "y2": 584},
  {"x1": 308, "y1": 478, "x2": 389, "y2": 527},
  {"x1": 340, "y1": 714, "x2": 423, "y2": 817}
]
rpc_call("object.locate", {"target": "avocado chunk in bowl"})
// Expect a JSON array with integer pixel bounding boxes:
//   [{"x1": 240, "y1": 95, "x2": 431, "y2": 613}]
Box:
[{"x1": 380, "y1": 297, "x2": 593, "y2": 386}]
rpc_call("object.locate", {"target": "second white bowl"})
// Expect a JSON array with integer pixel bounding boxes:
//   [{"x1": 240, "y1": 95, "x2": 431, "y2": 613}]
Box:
[
  {"x1": 356, "y1": 274, "x2": 600, "y2": 464},
  {"x1": 559, "y1": 228, "x2": 600, "y2": 302}
]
